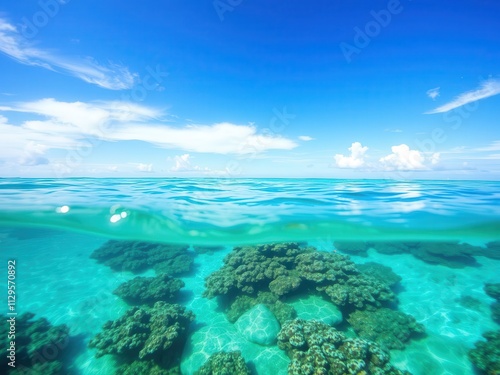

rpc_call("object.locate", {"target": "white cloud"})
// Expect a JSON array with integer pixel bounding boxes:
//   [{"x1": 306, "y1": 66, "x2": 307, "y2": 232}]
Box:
[
  {"x1": 430, "y1": 152, "x2": 440, "y2": 165},
  {"x1": 426, "y1": 78, "x2": 500, "y2": 114},
  {"x1": 0, "y1": 17, "x2": 136, "y2": 90},
  {"x1": 426, "y1": 87, "x2": 440, "y2": 100},
  {"x1": 134, "y1": 163, "x2": 153, "y2": 173},
  {"x1": 299, "y1": 135, "x2": 314, "y2": 141},
  {"x1": 171, "y1": 154, "x2": 208, "y2": 172},
  {"x1": 0, "y1": 99, "x2": 297, "y2": 166},
  {"x1": 384, "y1": 128, "x2": 402, "y2": 133},
  {"x1": 334, "y1": 142, "x2": 368, "y2": 168},
  {"x1": 379, "y1": 144, "x2": 425, "y2": 170}
]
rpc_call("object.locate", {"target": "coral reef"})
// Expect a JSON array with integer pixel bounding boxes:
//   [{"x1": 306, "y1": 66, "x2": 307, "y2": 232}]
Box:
[
  {"x1": 484, "y1": 241, "x2": 500, "y2": 260},
  {"x1": 347, "y1": 308, "x2": 425, "y2": 350},
  {"x1": 277, "y1": 319, "x2": 411, "y2": 375},
  {"x1": 91, "y1": 240, "x2": 194, "y2": 275},
  {"x1": 89, "y1": 302, "x2": 195, "y2": 372},
  {"x1": 204, "y1": 242, "x2": 395, "y2": 315},
  {"x1": 370, "y1": 241, "x2": 483, "y2": 268},
  {"x1": 113, "y1": 274, "x2": 185, "y2": 305},
  {"x1": 333, "y1": 241, "x2": 370, "y2": 257},
  {"x1": 484, "y1": 283, "x2": 500, "y2": 300},
  {"x1": 195, "y1": 351, "x2": 251, "y2": 375},
  {"x1": 355, "y1": 262, "x2": 402, "y2": 288},
  {"x1": 0, "y1": 312, "x2": 71, "y2": 375},
  {"x1": 468, "y1": 330, "x2": 500, "y2": 375},
  {"x1": 484, "y1": 283, "x2": 500, "y2": 324}
]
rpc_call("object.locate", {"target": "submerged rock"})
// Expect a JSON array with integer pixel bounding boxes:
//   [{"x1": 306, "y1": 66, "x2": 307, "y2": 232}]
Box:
[
  {"x1": 289, "y1": 295, "x2": 343, "y2": 326},
  {"x1": 235, "y1": 304, "x2": 281, "y2": 346}
]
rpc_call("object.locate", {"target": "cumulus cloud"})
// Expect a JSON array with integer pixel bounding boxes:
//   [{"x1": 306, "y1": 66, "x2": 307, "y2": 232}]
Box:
[
  {"x1": 379, "y1": 144, "x2": 425, "y2": 170},
  {"x1": 334, "y1": 142, "x2": 368, "y2": 168},
  {"x1": 134, "y1": 163, "x2": 153, "y2": 173},
  {"x1": 299, "y1": 135, "x2": 314, "y2": 141},
  {"x1": 426, "y1": 78, "x2": 500, "y2": 114},
  {"x1": 426, "y1": 87, "x2": 440, "y2": 100},
  {"x1": 0, "y1": 99, "x2": 297, "y2": 166},
  {"x1": 0, "y1": 17, "x2": 136, "y2": 90}
]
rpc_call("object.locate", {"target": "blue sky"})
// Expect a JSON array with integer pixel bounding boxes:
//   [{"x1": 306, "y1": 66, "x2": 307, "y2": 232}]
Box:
[{"x1": 0, "y1": 0, "x2": 499, "y2": 178}]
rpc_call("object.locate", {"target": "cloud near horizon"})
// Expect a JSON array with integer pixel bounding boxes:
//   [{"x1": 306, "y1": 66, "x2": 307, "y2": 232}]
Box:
[
  {"x1": 0, "y1": 99, "x2": 298, "y2": 166},
  {"x1": 0, "y1": 17, "x2": 136, "y2": 90},
  {"x1": 334, "y1": 142, "x2": 368, "y2": 168},
  {"x1": 425, "y1": 78, "x2": 500, "y2": 114}
]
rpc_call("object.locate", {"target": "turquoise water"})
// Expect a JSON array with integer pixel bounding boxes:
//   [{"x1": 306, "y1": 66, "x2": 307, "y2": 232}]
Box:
[{"x1": 0, "y1": 178, "x2": 499, "y2": 374}]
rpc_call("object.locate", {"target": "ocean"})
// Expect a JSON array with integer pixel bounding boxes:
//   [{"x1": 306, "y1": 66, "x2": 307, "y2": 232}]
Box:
[{"x1": 0, "y1": 178, "x2": 499, "y2": 375}]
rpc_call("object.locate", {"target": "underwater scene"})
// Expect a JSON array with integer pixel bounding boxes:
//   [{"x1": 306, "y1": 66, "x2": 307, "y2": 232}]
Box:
[{"x1": 0, "y1": 178, "x2": 499, "y2": 375}]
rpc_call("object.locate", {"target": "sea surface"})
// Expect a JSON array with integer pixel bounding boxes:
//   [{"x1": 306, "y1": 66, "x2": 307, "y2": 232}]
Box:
[{"x1": 0, "y1": 178, "x2": 499, "y2": 374}]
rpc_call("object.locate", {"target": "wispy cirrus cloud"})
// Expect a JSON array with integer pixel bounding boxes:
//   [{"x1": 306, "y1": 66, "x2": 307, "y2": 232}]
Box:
[
  {"x1": 0, "y1": 17, "x2": 136, "y2": 90},
  {"x1": 426, "y1": 87, "x2": 440, "y2": 100},
  {"x1": 425, "y1": 78, "x2": 500, "y2": 114}
]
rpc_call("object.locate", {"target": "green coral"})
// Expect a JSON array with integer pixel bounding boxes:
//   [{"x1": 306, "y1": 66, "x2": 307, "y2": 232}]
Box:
[
  {"x1": 484, "y1": 241, "x2": 500, "y2": 260},
  {"x1": 113, "y1": 274, "x2": 185, "y2": 305},
  {"x1": 356, "y1": 262, "x2": 402, "y2": 288},
  {"x1": 347, "y1": 308, "x2": 425, "y2": 350},
  {"x1": 469, "y1": 330, "x2": 500, "y2": 374},
  {"x1": 485, "y1": 283, "x2": 500, "y2": 300},
  {"x1": 277, "y1": 319, "x2": 412, "y2": 375},
  {"x1": 91, "y1": 240, "x2": 194, "y2": 275},
  {"x1": 0, "y1": 312, "x2": 71, "y2": 375},
  {"x1": 89, "y1": 302, "x2": 194, "y2": 373},
  {"x1": 195, "y1": 351, "x2": 251, "y2": 375},
  {"x1": 204, "y1": 243, "x2": 395, "y2": 315},
  {"x1": 370, "y1": 241, "x2": 483, "y2": 268},
  {"x1": 484, "y1": 283, "x2": 500, "y2": 323}
]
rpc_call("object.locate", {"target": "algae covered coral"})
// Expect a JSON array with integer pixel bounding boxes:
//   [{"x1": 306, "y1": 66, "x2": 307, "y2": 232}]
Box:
[
  {"x1": 89, "y1": 301, "x2": 195, "y2": 374},
  {"x1": 468, "y1": 330, "x2": 500, "y2": 375},
  {"x1": 113, "y1": 274, "x2": 185, "y2": 305},
  {"x1": 277, "y1": 319, "x2": 411, "y2": 375},
  {"x1": 195, "y1": 351, "x2": 251, "y2": 375},
  {"x1": 90, "y1": 240, "x2": 194, "y2": 275},
  {"x1": 0, "y1": 312, "x2": 72, "y2": 375},
  {"x1": 203, "y1": 242, "x2": 395, "y2": 315}
]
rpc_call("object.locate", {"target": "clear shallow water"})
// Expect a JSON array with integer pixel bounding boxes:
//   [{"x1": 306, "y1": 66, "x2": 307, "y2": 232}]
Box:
[
  {"x1": 0, "y1": 178, "x2": 499, "y2": 374},
  {"x1": 1, "y1": 178, "x2": 500, "y2": 243}
]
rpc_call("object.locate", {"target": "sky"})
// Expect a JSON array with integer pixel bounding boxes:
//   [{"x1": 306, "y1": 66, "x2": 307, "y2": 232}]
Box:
[{"x1": 0, "y1": 0, "x2": 499, "y2": 179}]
